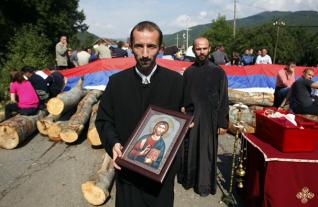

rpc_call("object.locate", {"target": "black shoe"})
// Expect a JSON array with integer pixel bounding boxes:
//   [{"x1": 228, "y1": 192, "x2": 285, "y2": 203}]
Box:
[{"x1": 199, "y1": 192, "x2": 209, "y2": 197}]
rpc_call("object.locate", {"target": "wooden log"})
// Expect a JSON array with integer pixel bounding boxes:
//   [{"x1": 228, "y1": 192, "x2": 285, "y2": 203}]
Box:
[
  {"x1": 47, "y1": 84, "x2": 86, "y2": 116},
  {"x1": 0, "y1": 111, "x2": 47, "y2": 149},
  {"x1": 36, "y1": 114, "x2": 60, "y2": 135},
  {"x1": 81, "y1": 153, "x2": 115, "y2": 206},
  {"x1": 47, "y1": 121, "x2": 67, "y2": 141},
  {"x1": 87, "y1": 102, "x2": 101, "y2": 146},
  {"x1": 60, "y1": 90, "x2": 102, "y2": 143},
  {"x1": 298, "y1": 114, "x2": 318, "y2": 123},
  {"x1": 228, "y1": 89, "x2": 274, "y2": 106}
]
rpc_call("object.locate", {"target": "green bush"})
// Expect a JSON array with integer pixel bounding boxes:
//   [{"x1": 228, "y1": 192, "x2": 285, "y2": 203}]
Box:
[{"x1": 0, "y1": 24, "x2": 53, "y2": 101}]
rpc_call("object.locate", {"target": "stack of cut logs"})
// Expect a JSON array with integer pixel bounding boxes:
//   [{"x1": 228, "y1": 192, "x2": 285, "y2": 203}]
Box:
[
  {"x1": 0, "y1": 84, "x2": 114, "y2": 205},
  {"x1": 0, "y1": 85, "x2": 104, "y2": 148}
]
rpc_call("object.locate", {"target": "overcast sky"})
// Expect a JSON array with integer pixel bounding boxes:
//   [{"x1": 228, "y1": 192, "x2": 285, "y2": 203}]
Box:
[{"x1": 79, "y1": 0, "x2": 318, "y2": 39}]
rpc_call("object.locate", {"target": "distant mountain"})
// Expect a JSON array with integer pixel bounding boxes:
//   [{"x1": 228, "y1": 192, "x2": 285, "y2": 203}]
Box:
[
  {"x1": 76, "y1": 31, "x2": 100, "y2": 43},
  {"x1": 163, "y1": 11, "x2": 318, "y2": 47}
]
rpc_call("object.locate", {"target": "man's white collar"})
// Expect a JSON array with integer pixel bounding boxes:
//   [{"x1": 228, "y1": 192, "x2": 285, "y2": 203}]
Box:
[{"x1": 135, "y1": 65, "x2": 158, "y2": 84}]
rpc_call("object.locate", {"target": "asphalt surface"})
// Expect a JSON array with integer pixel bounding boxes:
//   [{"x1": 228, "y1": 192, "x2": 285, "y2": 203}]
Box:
[{"x1": 0, "y1": 132, "x2": 245, "y2": 207}]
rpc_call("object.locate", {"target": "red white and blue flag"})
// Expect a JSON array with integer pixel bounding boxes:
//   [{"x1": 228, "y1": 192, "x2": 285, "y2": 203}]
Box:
[{"x1": 56, "y1": 58, "x2": 318, "y2": 93}]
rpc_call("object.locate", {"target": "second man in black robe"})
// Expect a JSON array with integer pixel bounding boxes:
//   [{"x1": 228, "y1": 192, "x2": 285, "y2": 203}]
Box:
[{"x1": 178, "y1": 37, "x2": 229, "y2": 196}]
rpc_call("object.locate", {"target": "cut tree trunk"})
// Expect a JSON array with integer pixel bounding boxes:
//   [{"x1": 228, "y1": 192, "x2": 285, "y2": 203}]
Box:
[
  {"x1": 299, "y1": 114, "x2": 318, "y2": 123},
  {"x1": 47, "y1": 85, "x2": 86, "y2": 116},
  {"x1": 228, "y1": 89, "x2": 274, "y2": 106},
  {"x1": 81, "y1": 153, "x2": 115, "y2": 206},
  {"x1": 0, "y1": 111, "x2": 47, "y2": 149},
  {"x1": 87, "y1": 102, "x2": 101, "y2": 146},
  {"x1": 60, "y1": 90, "x2": 102, "y2": 143},
  {"x1": 36, "y1": 114, "x2": 60, "y2": 136},
  {"x1": 47, "y1": 121, "x2": 67, "y2": 141}
]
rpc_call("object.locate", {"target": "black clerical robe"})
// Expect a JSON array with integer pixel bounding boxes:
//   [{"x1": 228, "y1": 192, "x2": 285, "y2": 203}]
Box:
[
  {"x1": 178, "y1": 60, "x2": 229, "y2": 195},
  {"x1": 95, "y1": 66, "x2": 183, "y2": 207}
]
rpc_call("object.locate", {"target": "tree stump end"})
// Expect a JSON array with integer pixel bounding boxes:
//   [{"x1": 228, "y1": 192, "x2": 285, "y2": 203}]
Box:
[
  {"x1": 60, "y1": 129, "x2": 78, "y2": 143},
  {"x1": 47, "y1": 98, "x2": 64, "y2": 116},
  {"x1": 47, "y1": 123, "x2": 62, "y2": 141},
  {"x1": 87, "y1": 128, "x2": 101, "y2": 146},
  {"x1": 81, "y1": 181, "x2": 107, "y2": 206},
  {"x1": 0, "y1": 125, "x2": 19, "y2": 149}
]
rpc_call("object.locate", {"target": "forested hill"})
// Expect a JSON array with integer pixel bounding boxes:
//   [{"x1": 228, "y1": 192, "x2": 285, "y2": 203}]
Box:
[{"x1": 163, "y1": 11, "x2": 318, "y2": 46}]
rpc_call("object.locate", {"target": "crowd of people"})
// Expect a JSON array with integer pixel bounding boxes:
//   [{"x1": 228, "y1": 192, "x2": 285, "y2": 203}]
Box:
[
  {"x1": 55, "y1": 35, "x2": 130, "y2": 70},
  {"x1": 54, "y1": 32, "x2": 277, "y2": 70}
]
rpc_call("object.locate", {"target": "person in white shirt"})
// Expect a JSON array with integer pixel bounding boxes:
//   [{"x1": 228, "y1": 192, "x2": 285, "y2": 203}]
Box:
[
  {"x1": 77, "y1": 47, "x2": 91, "y2": 66},
  {"x1": 255, "y1": 48, "x2": 272, "y2": 64}
]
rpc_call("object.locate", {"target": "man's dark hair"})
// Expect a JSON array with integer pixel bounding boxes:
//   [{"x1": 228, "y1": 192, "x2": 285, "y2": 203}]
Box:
[
  {"x1": 117, "y1": 41, "x2": 125, "y2": 48},
  {"x1": 21, "y1": 66, "x2": 35, "y2": 73},
  {"x1": 47, "y1": 64, "x2": 57, "y2": 71},
  {"x1": 129, "y1": 21, "x2": 163, "y2": 47},
  {"x1": 286, "y1": 60, "x2": 296, "y2": 66}
]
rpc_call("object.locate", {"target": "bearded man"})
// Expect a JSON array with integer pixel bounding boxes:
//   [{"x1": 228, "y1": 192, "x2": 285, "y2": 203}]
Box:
[
  {"x1": 96, "y1": 21, "x2": 183, "y2": 207},
  {"x1": 178, "y1": 37, "x2": 229, "y2": 196}
]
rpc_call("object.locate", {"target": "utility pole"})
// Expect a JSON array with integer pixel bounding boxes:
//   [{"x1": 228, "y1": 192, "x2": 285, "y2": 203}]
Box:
[
  {"x1": 185, "y1": 16, "x2": 191, "y2": 49},
  {"x1": 273, "y1": 20, "x2": 286, "y2": 64},
  {"x1": 176, "y1": 33, "x2": 179, "y2": 48},
  {"x1": 233, "y1": 0, "x2": 237, "y2": 38},
  {"x1": 186, "y1": 26, "x2": 189, "y2": 49}
]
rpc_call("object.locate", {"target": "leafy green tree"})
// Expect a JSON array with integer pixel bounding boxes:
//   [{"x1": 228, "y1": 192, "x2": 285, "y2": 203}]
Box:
[
  {"x1": 0, "y1": 0, "x2": 87, "y2": 64},
  {"x1": 234, "y1": 22, "x2": 301, "y2": 64},
  {"x1": 203, "y1": 17, "x2": 318, "y2": 65},
  {"x1": 203, "y1": 15, "x2": 234, "y2": 53},
  {"x1": 290, "y1": 28, "x2": 318, "y2": 66},
  {"x1": 0, "y1": 25, "x2": 53, "y2": 100}
]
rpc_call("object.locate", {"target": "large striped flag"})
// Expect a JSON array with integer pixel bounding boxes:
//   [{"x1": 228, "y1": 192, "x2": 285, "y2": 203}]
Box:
[{"x1": 57, "y1": 57, "x2": 318, "y2": 93}]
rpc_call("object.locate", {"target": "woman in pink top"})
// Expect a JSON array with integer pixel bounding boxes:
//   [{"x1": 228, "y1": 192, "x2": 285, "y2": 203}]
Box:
[
  {"x1": 273, "y1": 61, "x2": 296, "y2": 107},
  {"x1": 5, "y1": 71, "x2": 39, "y2": 119}
]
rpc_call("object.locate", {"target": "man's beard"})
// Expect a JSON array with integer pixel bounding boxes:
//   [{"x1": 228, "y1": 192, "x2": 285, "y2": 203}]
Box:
[
  {"x1": 196, "y1": 54, "x2": 208, "y2": 63},
  {"x1": 136, "y1": 57, "x2": 156, "y2": 75}
]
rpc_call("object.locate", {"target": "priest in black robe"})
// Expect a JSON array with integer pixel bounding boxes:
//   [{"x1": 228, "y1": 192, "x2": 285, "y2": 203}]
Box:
[
  {"x1": 178, "y1": 37, "x2": 229, "y2": 196},
  {"x1": 95, "y1": 21, "x2": 183, "y2": 207}
]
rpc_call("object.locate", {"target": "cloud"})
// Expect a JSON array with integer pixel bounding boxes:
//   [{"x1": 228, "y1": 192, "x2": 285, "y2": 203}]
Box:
[
  {"x1": 80, "y1": 0, "x2": 318, "y2": 38},
  {"x1": 170, "y1": 14, "x2": 198, "y2": 28},
  {"x1": 251, "y1": 0, "x2": 318, "y2": 11},
  {"x1": 199, "y1": 11, "x2": 208, "y2": 19}
]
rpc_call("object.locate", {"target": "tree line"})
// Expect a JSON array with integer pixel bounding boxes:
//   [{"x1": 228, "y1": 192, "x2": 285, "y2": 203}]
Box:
[{"x1": 203, "y1": 16, "x2": 318, "y2": 66}]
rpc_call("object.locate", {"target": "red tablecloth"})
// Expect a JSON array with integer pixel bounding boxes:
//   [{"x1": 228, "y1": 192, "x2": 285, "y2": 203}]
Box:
[{"x1": 243, "y1": 133, "x2": 318, "y2": 207}]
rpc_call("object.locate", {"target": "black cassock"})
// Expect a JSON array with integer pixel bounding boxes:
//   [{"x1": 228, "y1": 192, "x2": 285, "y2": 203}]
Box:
[
  {"x1": 95, "y1": 66, "x2": 183, "y2": 207},
  {"x1": 178, "y1": 60, "x2": 229, "y2": 195}
]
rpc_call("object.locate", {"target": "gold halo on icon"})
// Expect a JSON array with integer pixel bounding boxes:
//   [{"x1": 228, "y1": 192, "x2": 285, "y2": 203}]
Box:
[{"x1": 148, "y1": 115, "x2": 176, "y2": 139}]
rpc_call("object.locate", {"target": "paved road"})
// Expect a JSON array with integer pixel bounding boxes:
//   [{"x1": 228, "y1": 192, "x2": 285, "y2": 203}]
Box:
[{"x1": 0, "y1": 132, "x2": 244, "y2": 207}]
